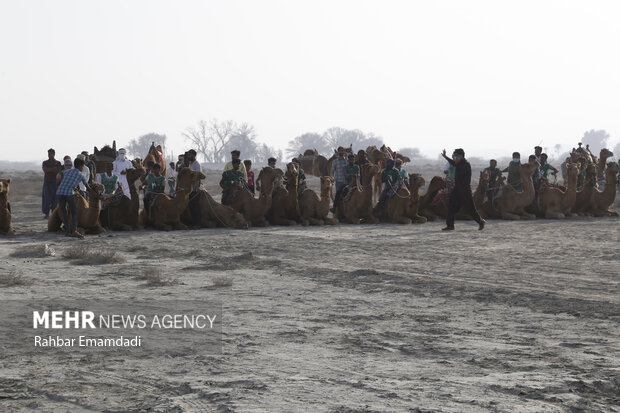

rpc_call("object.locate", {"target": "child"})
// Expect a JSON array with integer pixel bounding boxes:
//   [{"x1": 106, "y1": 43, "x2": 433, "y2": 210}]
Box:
[
  {"x1": 96, "y1": 162, "x2": 119, "y2": 200},
  {"x1": 142, "y1": 163, "x2": 165, "y2": 215}
]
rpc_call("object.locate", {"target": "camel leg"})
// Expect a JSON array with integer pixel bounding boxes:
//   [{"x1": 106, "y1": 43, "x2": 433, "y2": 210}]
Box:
[
  {"x1": 392, "y1": 215, "x2": 412, "y2": 224},
  {"x1": 111, "y1": 223, "x2": 133, "y2": 231},
  {"x1": 412, "y1": 215, "x2": 427, "y2": 224},
  {"x1": 153, "y1": 221, "x2": 173, "y2": 231},
  {"x1": 545, "y1": 211, "x2": 565, "y2": 219},
  {"x1": 308, "y1": 217, "x2": 324, "y2": 226},
  {"x1": 346, "y1": 215, "x2": 362, "y2": 224},
  {"x1": 47, "y1": 208, "x2": 62, "y2": 232},
  {"x1": 323, "y1": 217, "x2": 338, "y2": 225},
  {"x1": 500, "y1": 211, "x2": 521, "y2": 220}
]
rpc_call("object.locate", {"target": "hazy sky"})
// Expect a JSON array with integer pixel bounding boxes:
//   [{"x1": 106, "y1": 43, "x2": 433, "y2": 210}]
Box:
[{"x1": 1, "y1": 0, "x2": 619, "y2": 162}]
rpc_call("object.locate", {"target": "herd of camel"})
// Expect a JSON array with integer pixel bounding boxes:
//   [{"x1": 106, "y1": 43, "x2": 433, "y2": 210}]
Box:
[{"x1": 0, "y1": 144, "x2": 618, "y2": 235}]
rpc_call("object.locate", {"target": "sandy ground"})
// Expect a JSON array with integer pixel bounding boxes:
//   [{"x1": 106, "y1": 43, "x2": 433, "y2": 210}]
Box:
[{"x1": 0, "y1": 169, "x2": 619, "y2": 412}]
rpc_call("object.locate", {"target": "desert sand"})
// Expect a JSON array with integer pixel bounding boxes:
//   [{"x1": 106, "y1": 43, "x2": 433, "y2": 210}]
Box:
[{"x1": 0, "y1": 168, "x2": 619, "y2": 412}]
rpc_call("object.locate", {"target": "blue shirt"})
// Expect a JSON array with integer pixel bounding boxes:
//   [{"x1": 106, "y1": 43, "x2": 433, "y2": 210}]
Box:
[
  {"x1": 331, "y1": 158, "x2": 347, "y2": 183},
  {"x1": 56, "y1": 168, "x2": 88, "y2": 196}
]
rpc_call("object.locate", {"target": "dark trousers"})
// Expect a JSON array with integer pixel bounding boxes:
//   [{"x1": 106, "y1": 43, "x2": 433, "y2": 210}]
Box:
[
  {"x1": 446, "y1": 188, "x2": 482, "y2": 228},
  {"x1": 42, "y1": 181, "x2": 57, "y2": 215},
  {"x1": 189, "y1": 191, "x2": 201, "y2": 226},
  {"x1": 57, "y1": 194, "x2": 78, "y2": 233}
]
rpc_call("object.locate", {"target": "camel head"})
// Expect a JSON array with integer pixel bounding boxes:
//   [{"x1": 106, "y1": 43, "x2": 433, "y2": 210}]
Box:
[
  {"x1": 257, "y1": 166, "x2": 278, "y2": 193},
  {"x1": 303, "y1": 149, "x2": 318, "y2": 156},
  {"x1": 606, "y1": 161, "x2": 620, "y2": 179},
  {"x1": 131, "y1": 159, "x2": 144, "y2": 169},
  {"x1": 176, "y1": 168, "x2": 205, "y2": 192},
  {"x1": 427, "y1": 176, "x2": 447, "y2": 193},
  {"x1": 319, "y1": 176, "x2": 334, "y2": 196},
  {"x1": 222, "y1": 206, "x2": 248, "y2": 229},
  {"x1": 127, "y1": 166, "x2": 145, "y2": 185},
  {"x1": 361, "y1": 163, "x2": 380, "y2": 186},
  {"x1": 395, "y1": 154, "x2": 411, "y2": 164},
  {"x1": 479, "y1": 170, "x2": 490, "y2": 186},
  {"x1": 600, "y1": 148, "x2": 613, "y2": 159},
  {"x1": 87, "y1": 182, "x2": 106, "y2": 201},
  {"x1": 408, "y1": 173, "x2": 425, "y2": 191},
  {"x1": 566, "y1": 162, "x2": 579, "y2": 178},
  {"x1": 0, "y1": 178, "x2": 11, "y2": 198},
  {"x1": 521, "y1": 160, "x2": 540, "y2": 177}
]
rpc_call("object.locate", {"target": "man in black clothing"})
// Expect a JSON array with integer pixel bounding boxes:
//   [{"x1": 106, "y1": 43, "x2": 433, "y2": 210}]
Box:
[{"x1": 441, "y1": 148, "x2": 485, "y2": 231}]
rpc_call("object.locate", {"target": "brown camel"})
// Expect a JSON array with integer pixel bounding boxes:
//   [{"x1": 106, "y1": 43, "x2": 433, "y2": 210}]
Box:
[
  {"x1": 92, "y1": 141, "x2": 117, "y2": 174},
  {"x1": 405, "y1": 174, "x2": 427, "y2": 224},
  {"x1": 537, "y1": 163, "x2": 579, "y2": 219},
  {"x1": 48, "y1": 183, "x2": 106, "y2": 234},
  {"x1": 299, "y1": 176, "x2": 337, "y2": 226},
  {"x1": 181, "y1": 190, "x2": 248, "y2": 229},
  {"x1": 140, "y1": 168, "x2": 205, "y2": 231},
  {"x1": 269, "y1": 162, "x2": 301, "y2": 226},
  {"x1": 335, "y1": 163, "x2": 379, "y2": 224},
  {"x1": 418, "y1": 176, "x2": 447, "y2": 221},
  {"x1": 484, "y1": 161, "x2": 540, "y2": 220},
  {"x1": 571, "y1": 163, "x2": 597, "y2": 216},
  {"x1": 297, "y1": 149, "x2": 329, "y2": 177},
  {"x1": 0, "y1": 179, "x2": 14, "y2": 235},
  {"x1": 589, "y1": 162, "x2": 619, "y2": 217},
  {"x1": 144, "y1": 143, "x2": 166, "y2": 176},
  {"x1": 230, "y1": 166, "x2": 278, "y2": 227},
  {"x1": 100, "y1": 165, "x2": 145, "y2": 230},
  {"x1": 420, "y1": 171, "x2": 489, "y2": 220},
  {"x1": 596, "y1": 148, "x2": 614, "y2": 186}
]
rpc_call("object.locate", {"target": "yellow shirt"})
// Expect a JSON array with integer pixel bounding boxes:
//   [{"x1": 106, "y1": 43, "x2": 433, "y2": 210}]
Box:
[{"x1": 224, "y1": 161, "x2": 247, "y2": 181}]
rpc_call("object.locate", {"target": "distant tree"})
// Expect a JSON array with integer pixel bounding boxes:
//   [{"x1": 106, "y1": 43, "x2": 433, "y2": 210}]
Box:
[
  {"x1": 224, "y1": 123, "x2": 258, "y2": 161},
  {"x1": 322, "y1": 127, "x2": 383, "y2": 152},
  {"x1": 286, "y1": 132, "x2": 329, "y2": 157},
  {"x1": 183, "y1": 119, "x2": 237, "y2": 163},
  {"x1": 581, "y1": 129, "x2": 610, "y2": 153},
  {"x1": 125, "y1": 133, "x2": 167, "y2": 159},
  {"x1": 396, "y1": 147, "x2": 422, "y2": 159}
]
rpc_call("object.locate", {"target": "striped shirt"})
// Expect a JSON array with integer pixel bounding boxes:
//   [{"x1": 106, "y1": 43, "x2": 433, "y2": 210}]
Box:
[
  {"x1": 56, "y1": 168, "x2": 88, "y2": 196},
  {"x1": 331, "y1": 158, "x2": 347, "y2": 183}
]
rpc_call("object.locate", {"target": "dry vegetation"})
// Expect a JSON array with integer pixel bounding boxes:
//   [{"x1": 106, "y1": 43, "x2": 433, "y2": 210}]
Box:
[
  {"x1": 10, "y1": 243, "x2": 55, "y2": 258},
  {"x1": 62, "y1": 245, "x2": 126, "y2": 265},
  {"x1": 137, "y1": 267, "x2": 179, "y2": 286},
  {"x1": 0, "y1": 269, "x2": 33, "y2": 287}
]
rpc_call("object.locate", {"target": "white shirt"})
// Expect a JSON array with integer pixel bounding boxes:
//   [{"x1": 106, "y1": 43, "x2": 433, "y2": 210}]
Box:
[{"x1": 79, "y1": 165, "x2": 90, "y2": 191}]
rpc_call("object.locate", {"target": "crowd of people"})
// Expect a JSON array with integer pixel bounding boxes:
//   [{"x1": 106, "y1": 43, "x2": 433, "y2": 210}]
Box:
[{"x1": 41, "y1": 142, "x2": 615, "y2": 237}]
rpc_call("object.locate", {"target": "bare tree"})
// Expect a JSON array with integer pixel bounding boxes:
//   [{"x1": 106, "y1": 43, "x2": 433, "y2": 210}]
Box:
[
  {"x1": 581, "y1": 129, "x2": 610, "y2": 153},
  {"x1": 125, "y1": 133, "x2": 167, "y2": 159},
  {"x1": 183, "y1": 119, "x2": 237, "y2": 163},
  {"x1": 286, "y1": 132, "x2": 328, "y2": 157}
]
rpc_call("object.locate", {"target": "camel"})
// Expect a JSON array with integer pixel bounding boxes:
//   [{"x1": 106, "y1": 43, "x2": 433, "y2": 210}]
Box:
[
  {"x1": 269, "y1": 162, "x2": 301, "y2": 225},
  {"x1": 405, "y1": 174, "x2": 427, "y2": 224},
  {"x1": 484, "y1": 161, "x2": 540, "y2": 220},
  {"x1": 230, "y1": 166, "x2": 278, "y2": 227},
  {"x1": 48, "y1": 183, "x2": 106, "y2": 234},
  {"x1": 595, "y1": 148, "x2": 614, "y2": 187},
  {"x1": 0, "y1": 179, "x2": 14, "y2": 235},
  {"x1": 140, "y1": 168, "x2": 205, "y2": 231},
  {"x1": 571, "y1": 163, "x2": 597, "y2": 216},
  {"x1": 299, "y1": 176, "x2": 337, "y2": 226},
  {"x1": 537, "y1": 163, "x2": 579, "y2": 219},
  {"x1": 100, "y1": 165, "x2": 145, "y2": 230},
  {"x1": 420, "y1": 171, "x2": 489, "y2": 220},
  {"x1": 418, "y1": 176, "x2": 447, "y2": 221},
  {"x1": 297, "y1": 149, "x2": 329, "y2": 177},
  {"x1": 335, "y1": 163, "x2": 379, "y2": 224},
  {"x1": 381, "y1": 173, "x2": 426, "y2": 224},
  {"x1": 181, "y1": 190, "x2": 248, "y2": 229},
  {"x1": 144, "y1": 142, "x2": 166, "y2": 176},
  {"x1": 588, "y1": 162, "x2": 619, "y2": 217},
  {"x1": 92, "y1": 141, "x2": 117, "y2": 174}
]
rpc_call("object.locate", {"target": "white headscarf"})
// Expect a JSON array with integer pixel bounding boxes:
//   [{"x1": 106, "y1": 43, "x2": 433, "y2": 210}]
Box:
[{"x1": 116, "y1": 148, "x2": 127, "y2": 161}]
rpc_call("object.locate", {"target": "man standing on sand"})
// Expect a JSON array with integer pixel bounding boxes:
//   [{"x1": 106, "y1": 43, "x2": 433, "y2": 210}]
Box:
[
  {"x1": 56, "y1": 157, "x2": 89, "y2": 238},
  {"x1": 331, "y1": 147, "x2": 347, "y2": 194},
  {"x1": 112, "y1": 148, "x2": 133, "y2": 197},
  {"x1": 441, "y1": 148, "x2": 485, "y2": 231},
  {"x1": 42, "y1": 148, "x2": 62, "y2": 219}
]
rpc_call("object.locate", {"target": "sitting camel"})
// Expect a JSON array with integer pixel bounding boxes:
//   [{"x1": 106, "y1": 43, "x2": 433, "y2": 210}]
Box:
[
  {"x1": 230, "y1": 166, "x2": 278, "y2": 227},
  {"x1": 537, "y1": 163, "x2": 579, "y2": 219},
  {"x1": 595, "y1": 148, "x2": 614, "y2": 187},
  {"x1": 422, "y1": 172, "x2": 490, "y2": 220},
  {"x1": 571, "y1": 163, "x2": 597, "y2": 216},
  {"x1": 140, "y1": 168, "x2": 205, "y2": 231},
  {"x1": 483, "y1": 160, "x2": 540, "y2": 220},
  {"x1": 418, "y1": 176, "x2": 447, "y2": 221},
  {"x1": 381, "y1": 173, "x2": 427, "y2": 224},
  {"x1": 48, "y1": 183, "x2": 106, "y2": 234},
  {"x1": 100, "y1": 165, "x2": 145, "y2": 230},
  {"x1": 269, "y1": 162, "x2": 301, "y2": 226},
  {"x1": 588, "y1": 162, "x2": 619, "y2": 217},
  {"x1": 405, "y1": 174, "x2": 427, "y2": 224},
  {"x1": 0, "y1": 178, "x2": 14, "y2": 235},
  {"x1": 144, "y1": 142, "x2": 166, "y2": 176},
  {"x1": 299, "y1": 176, "x2": 337, "y2": 226},
  {"x1": 181, "y1": 190, "x2": 248, "y2": 229},
  {"x1": 335, "y1": 163, "x2": 379, "y2": 224}
]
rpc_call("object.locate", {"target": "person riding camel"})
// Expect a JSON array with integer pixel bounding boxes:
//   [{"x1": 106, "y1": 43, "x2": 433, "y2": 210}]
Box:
[
  {"x1": 244, "y1": 160, "x2": 255, "y2": 194},
  {"x1": 224, "y1": 150, "x2": 248, "y2": 182},
  {"x1": 483, "y1": 159, "x2": 502, "y2": 201},
  {"x1": 331, "y1": 154, "x2": 360, "y2": 212},
  {"x1": 291, "y1": 158, "x2": 307, "y2": 196},
  {"x1": 96, "y1": 162, "x2": 119, "y2": 200},
  {"x1": 395, "y1": 158, "x2": 409, "y2": 187},
  {"x1": 112, "y1": 148, "x2": 133, "y2": 197},
  {"x1": 220, "y1": 158, "x2": 244, "y2": 205},
  {"x1": 537, "y1": 153, "x2": 559, "y2": 184},
  {"x1": 503, "y1": 152, "x2": 522, "y2": 190},
  {"x1": 373, "y1": 158, "x2": 400, "y2": 217},
  {"x1": 142, "y1": 163, "x2": 165, "y2": 217}
]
